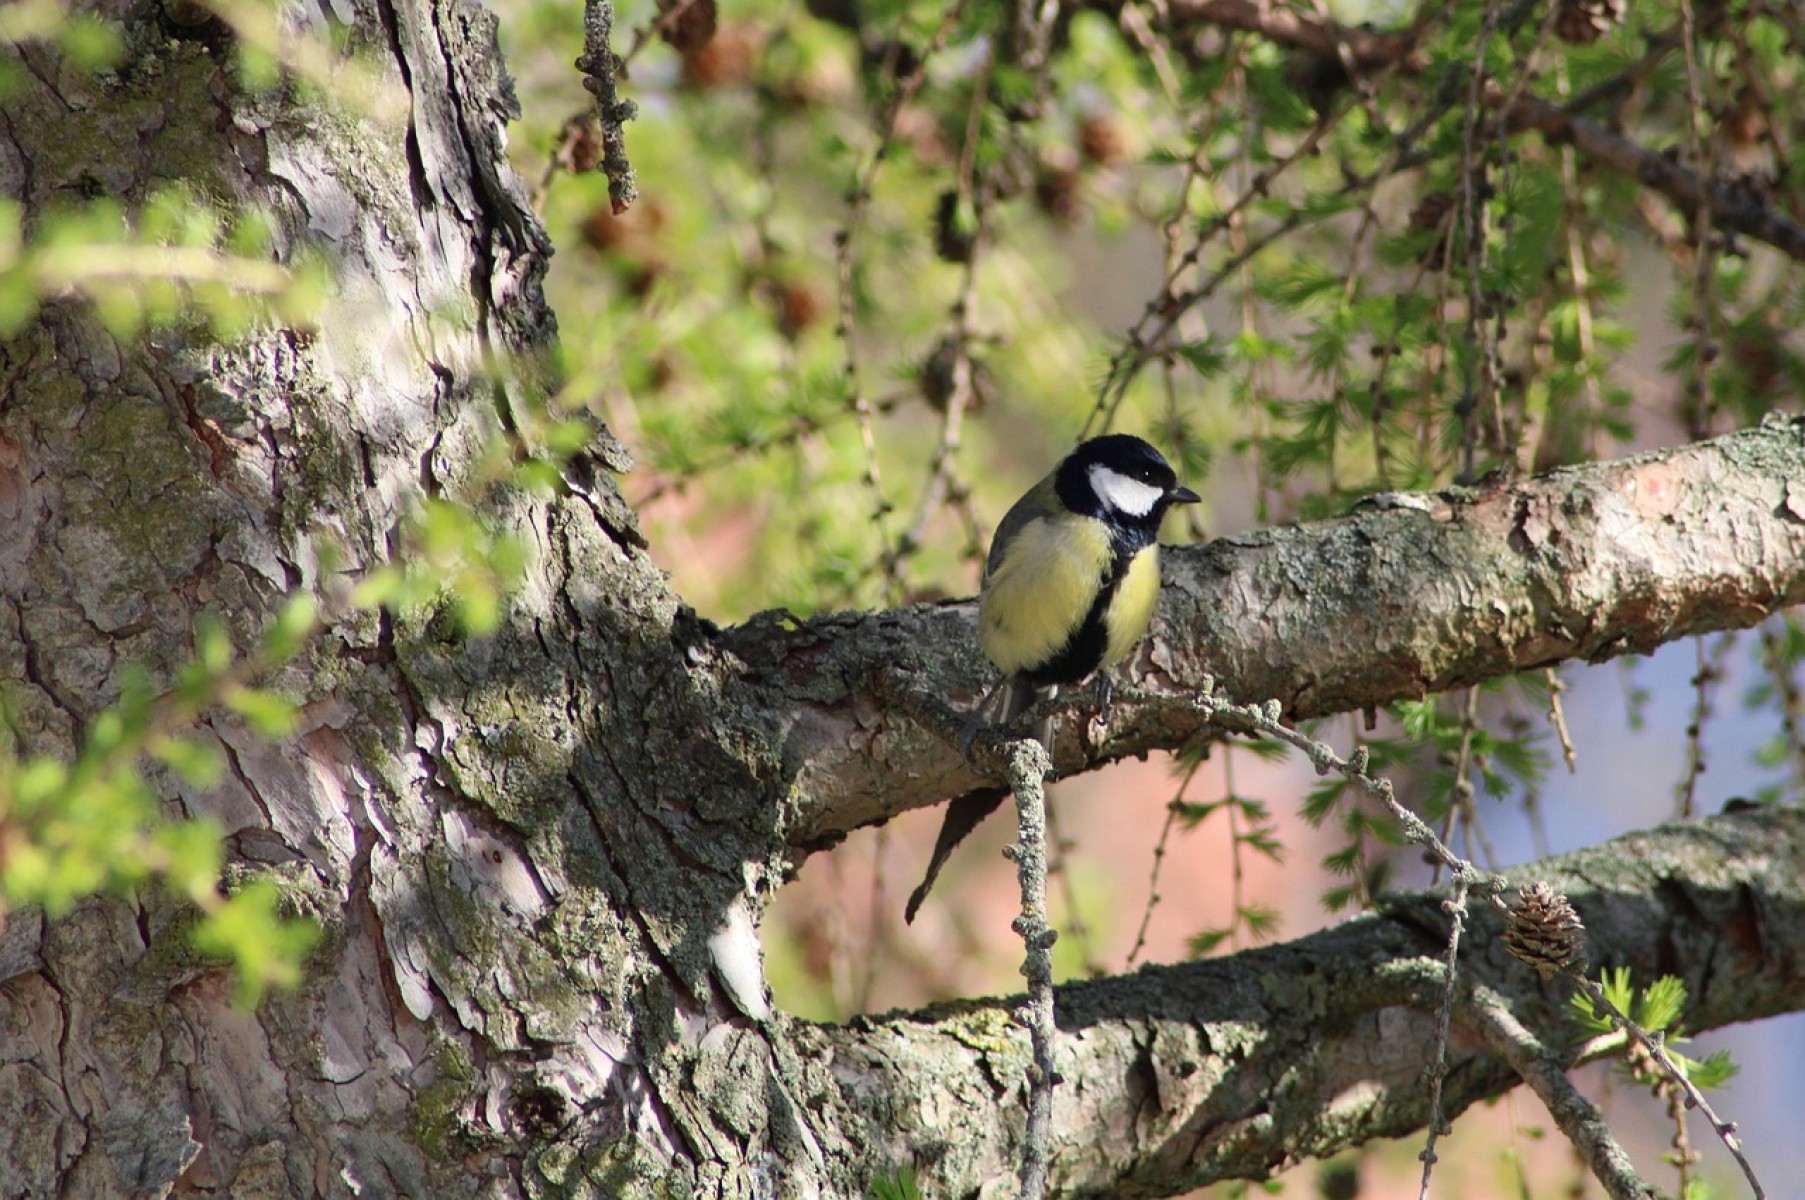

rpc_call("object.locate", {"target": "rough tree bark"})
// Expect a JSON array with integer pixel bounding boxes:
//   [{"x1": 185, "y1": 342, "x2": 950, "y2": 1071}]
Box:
[{"x1": 2, "y1": 5, "x2": 1803, "y2": 1200}]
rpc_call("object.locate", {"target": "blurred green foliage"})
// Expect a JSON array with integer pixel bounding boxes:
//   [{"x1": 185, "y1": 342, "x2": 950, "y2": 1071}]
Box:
[
  {"x1": 502, "y1": 0, "x2": 1805, "y2": 624},
  {"x1": 0, "y1": 187, "x2": 327, "y2": 340},
  {"x1": 0, "y1": 600, "x2": 326, "y2": 1006},
  {"x1": 0, "y1": 0, "x2": 535, "y2": 1005}
]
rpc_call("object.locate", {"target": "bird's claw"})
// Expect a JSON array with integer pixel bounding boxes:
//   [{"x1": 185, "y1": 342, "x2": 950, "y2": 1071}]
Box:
[{"x1": 957, "y1": 714, "x2": 985, "y2": 762}]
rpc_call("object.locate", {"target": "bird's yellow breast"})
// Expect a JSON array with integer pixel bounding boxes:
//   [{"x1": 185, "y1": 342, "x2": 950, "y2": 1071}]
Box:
[
  {"x1": 1102, "y1": 544, "x2": 1161, "y2": 668},
  {"x1": 978, "y1": 514, "x2": 1162, "y2": 679}
]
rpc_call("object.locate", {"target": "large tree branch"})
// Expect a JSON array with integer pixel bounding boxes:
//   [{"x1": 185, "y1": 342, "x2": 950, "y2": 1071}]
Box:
[
  {"x1": 1502, "y1": 91, "x2": 1805, "y2": 259},
  {"x1": 798, "y1": 806, "x2": 1805, "y2": 1197},
  {"x1": 723, "y1": 418, "x2": 1805, "y2": 844},
  {"x1": 1160, "y1": 0, "x2": 1425, "y2": 68},
  {"x1": 1146, "y1": 0, "x2": 1805, "y2": 262}
]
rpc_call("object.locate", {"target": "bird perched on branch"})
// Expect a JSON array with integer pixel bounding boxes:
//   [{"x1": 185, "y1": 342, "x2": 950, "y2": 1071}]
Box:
[{"x1": 907, "y1": 433, "x2": 1201, "y2": 922}]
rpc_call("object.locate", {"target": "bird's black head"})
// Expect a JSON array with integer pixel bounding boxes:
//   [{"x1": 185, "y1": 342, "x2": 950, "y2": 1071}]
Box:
[{"x1": 1055, "y1": 434, "x2": 1202, "y2": 526}]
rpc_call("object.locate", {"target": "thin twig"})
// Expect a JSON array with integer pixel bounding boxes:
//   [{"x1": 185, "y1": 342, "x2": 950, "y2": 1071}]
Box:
[
  {"x1": 1568, "y1": 972, "x2": 1768, "y2": 1199},
  {"x1": 886, "y1": 66, "x2": 996, "y2": 582},
  {"x1": 1179, "y1": 680, "x2": 1501, "y2": 895},
  {"x1": 1677, "y1": 0, "x2": 1721, "y2": 440},
  {"x1": 1465, "y1": 983, "x2": 1659, "y2": 1200},
  {"x1": 1083, "y1": 108, "x2": 1354, "y2": 438},
  {"x1": 833, "y1": 0, "x2": 971, "y2": 604},
  {"x1": 1757, "y1": 615, "x2": 1805, "y2": 794},
  {"x1": 1676, "y1": 632, "x2": 1735, "y2": 819},
  {"x1": 1437, "y1": 687, "x2": 1483, "y2": 879},
  {"x1": 618, "y1": 0, "x2": 711, "y2": 70},
  {"x1": 1453, "y1": 0, "x2": 1503, "y2": 476},
  {"x1": 856, "y1": 826, "x2": 889, "y2": 1014},
  {"x1": 1549, "y1": 56, "x2": 1606, "y2": 466},
  {"x1": 1085, "y1": 1, "x2": 1462, "y2": 439},
  {"x1": 1044, "y1": 789, "x2": 1103, "y2": 977},
  {"x1": 575, "y1": 0, "x2": 639, "y2": 214},
  {"x1": 1000, "y1": 736, "x2": 1058, "y2": 1200},
  {"x1": 1417, "y1": 876, "x2": 1469, "y2": 1199},
  {"x1": 1125, "y1": 782, "x2": 1190, "y2": 969},
  {"x1": 1179, "y1": 680, "x2": 1764, "y2": 1197},
  {"x1": 633, "y1": 391, "x2": 908, "y2": 506},
  {"x1": 1150, "y1": 0, "x2": 1805, "y2": 260},
  {"x1": 1223, "y1": 747, "x2": 1249, "y2": 950},
  {"x1": 1544, "y1": 667, "x2": 1578, "y2": 775}
]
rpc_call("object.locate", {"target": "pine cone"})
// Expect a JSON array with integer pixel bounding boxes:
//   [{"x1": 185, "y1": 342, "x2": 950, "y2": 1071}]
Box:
[
  {"x1": 1078, "y1": 115, "x2": 1129, "y2": 167},
  {"x1": 661, "y1": 0, "x2": 718, "y2": 56},
  {"x1": 1504, "y1": 882, "x2": 1586, "y2": 980},
  {"x1": 1409, "y1": 191, "x2": 1455, "y2": 269},
  {"x1": 1553, "y1": 0, "x2": 1623, "y2": 46}
]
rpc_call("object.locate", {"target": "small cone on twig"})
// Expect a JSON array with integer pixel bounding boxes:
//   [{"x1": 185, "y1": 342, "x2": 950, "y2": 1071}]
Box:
[
  {"x1": 1504, "y1": 881, "x2": 1587, "y2": 980},
  {"x1": 1553, "y1": 0, "x2": 1623, "y2": 45}
]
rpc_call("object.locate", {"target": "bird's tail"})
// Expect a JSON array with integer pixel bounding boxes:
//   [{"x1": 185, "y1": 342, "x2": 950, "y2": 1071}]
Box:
[
  {"x1": 904, "y1": 786, "x2": 1007, "y2": 924},
  {"x1": 909, "y1": 676, "x2": 1057, "y2": 924}
]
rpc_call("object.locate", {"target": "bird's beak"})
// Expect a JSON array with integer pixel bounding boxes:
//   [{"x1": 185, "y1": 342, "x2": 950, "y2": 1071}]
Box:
[{"x1": 1168, "y1": 485, "x2": 1202, "y2": 505}]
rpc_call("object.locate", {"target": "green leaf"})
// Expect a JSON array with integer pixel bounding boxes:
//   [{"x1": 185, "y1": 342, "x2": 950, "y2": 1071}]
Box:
[
  {"x1": 149, "y1": 735, "x2": 226, "y2": 788},
  {"x1": 1173, "y1": 798, "x2": 1225, "y2": 827},
  {"x1": 224, "y1": 685, "x2": 300, "y2": 738},
  {"x1": 1175, "y1": 339, "x2": 1230, "y2": 378},
  {"x1": 57, "y1": 15, "x2": 124, "y2": 70},
  {"x1": 1635, "y1": 974, "x2": 1687, "y2": 1032},
  {"x1": 261, "y1": 595, "x2": 318, "y2": 664},
  {"x1": 1238, "y1": 828, "x2": 1285, "y2": 863},
  {"x1": 153, "y1": 818, "x2": 226, "y2": 903},
  {"x1": 1260, "y1": 259, "x2": 1344, "y2": 311},
  {"x1": 1302, "y1": 778, "x2": 1348, "y2": 825},
  {"x1": 1237, "y1": 904, "x2": 1281, "y2": 939},
  {"x1": 195, "y1": 613, "x2": 234, "y2": 677},
  {"x1": 1681, "y1": 1049, "x2": 1739, "y2": 1090},
  {"x1": 191, "y1": 880, "x2": 320, "y2": 1008},
  {"x1": 1244, "y1": 60, "x2": 1315, "y2": 132},
  {"x1": 870, "y1": 1168, "x2": 924, "y2": 1200},
  {"x1": 1188, "y1": 927, "x2": 1232, "y2": 956},
  {"x1": 1241, "y1": 738, "x2": 1290, "y2": 764}
]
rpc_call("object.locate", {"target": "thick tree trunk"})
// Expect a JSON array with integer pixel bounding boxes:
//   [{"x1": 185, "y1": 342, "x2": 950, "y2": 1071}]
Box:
[
  {"x1": 2, "y1": 6, "x2": 1804, "y2": 1200},
  {"x1": 0, "y1": 1, "x2": 743, "y2": 1194}
]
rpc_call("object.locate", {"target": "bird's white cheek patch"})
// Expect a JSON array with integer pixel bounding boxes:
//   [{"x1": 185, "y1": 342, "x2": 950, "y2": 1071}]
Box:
[{"x1": 1088, "y1": 465, "x2": 1163, "y2": 516}]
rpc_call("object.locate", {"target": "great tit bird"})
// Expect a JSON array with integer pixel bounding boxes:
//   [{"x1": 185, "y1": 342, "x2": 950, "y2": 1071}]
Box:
[{"x1": 906, "y1": 433, "x2": 1201, "y2": 922}]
